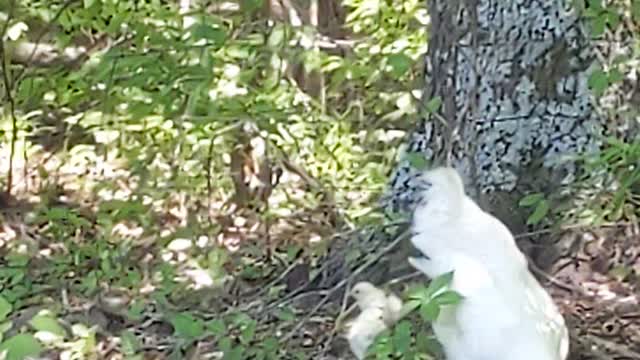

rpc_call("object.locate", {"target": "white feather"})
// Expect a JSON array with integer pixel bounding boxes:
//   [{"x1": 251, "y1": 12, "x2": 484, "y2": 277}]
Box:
[{"x1": 409, "y1": 166, "x2": 569, "y2": 360}]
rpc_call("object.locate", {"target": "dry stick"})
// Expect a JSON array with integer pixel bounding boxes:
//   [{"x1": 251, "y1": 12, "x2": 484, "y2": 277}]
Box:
[
  {"x1": 265, "y1": 220, "x2": 408, "y2": 312},
  {"x1": 320, "y1": 278, "x2": 355, "y2": 356},
  {"x1": 0, "y1": 0, "x2": 17, "y2": 194},
  {"x1": 514, "y1": 221, "x2": 633, "y2": 240},
  {"x1": 585, "y1": 333, "x2": 640, "y2": 359},
  {"x1": 247, "y1": 259, "x2": 303, "y2": 302},
  {"x1": 280, "y1": 230, "x2": 410, "y2": 342}
]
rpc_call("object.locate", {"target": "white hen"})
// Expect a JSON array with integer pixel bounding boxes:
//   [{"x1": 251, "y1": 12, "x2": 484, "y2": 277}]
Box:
[
  {"x1": 346, "y1": 282, "x2": 403, "y2": 359},
  {"x1": 409, "y1": 166, "x2": 569, "y2": 360}
]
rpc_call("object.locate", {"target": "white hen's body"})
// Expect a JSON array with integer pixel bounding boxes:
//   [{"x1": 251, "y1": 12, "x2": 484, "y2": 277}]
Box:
[{"x1": 409, "y1": 167, "x2": 569, "y2": 360}]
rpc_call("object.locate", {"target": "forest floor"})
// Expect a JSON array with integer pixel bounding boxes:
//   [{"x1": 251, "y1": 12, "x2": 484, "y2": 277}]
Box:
[{"x1": 1, "y1": 145, "x2": 639, "y2": 360}]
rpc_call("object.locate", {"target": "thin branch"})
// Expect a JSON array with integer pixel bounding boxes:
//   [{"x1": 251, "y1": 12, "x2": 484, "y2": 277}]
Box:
[
  {"x1": 0, "y1": 0, "x2": 17, "y2": 194},
  {"x1": 280, "y1": 230, "x2": 410, "y2": 342},
  {"x1": 13, "y1": 0, "x2": 80, "y2": 83}
]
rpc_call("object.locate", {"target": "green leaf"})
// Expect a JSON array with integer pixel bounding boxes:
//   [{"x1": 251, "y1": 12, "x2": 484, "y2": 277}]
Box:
[
  {"x1": 207, "y1": 319, "x2": 226, "y2": 337},
  {"x1": 425, "y1": 96, "x2": 442, "y2": 113},
  {"x1": 415, "y1": 330, "x2": 439, "y2": 354},
  {"x1": 29, "y1": 314, "x2": 67, "y2": 337},
  {"x1": 0, "y1": 297, "x2": 11, "y2": 321},
  {"x1": 387, "y1": 53, "x2": 412, "y2": 78},
  {"x1": 419, "y1": 301, "x2": 440, "y2": 321},
  {"x1": 240, "y1": 0, "x2": 263, "y2": 14},
  {"x1": 605, "y1": 10, "x2": 620, "y2": 28},
  {"x1": 633, "y1": 1, "x2": 640, "y2": 21},
  {"x1": 518, "y1": 193, "x2": 543, "y2": 207},
  {"x1": 399, "y1": 299, "x2": 421, "y2": 318},
  {"x1": 120, "y1": 330, "x2": 141, "y2": 355},
  {"x1": 83, "y1": 0, "x2": 96, "y2": 8},
  {"x1": 608, "y1": 68, "x2": 624, "y2": 84},
  {"x1": 589, "y1": 13, "x2": 606, "y2": 36},
  {"x1": 434, "y1": 290, "x2": 463, "y2": 306},
  {"x1": 527, "y1": 199, "x2": 550, "y2": 225},
  {"x1": 427, "y1": 271, "x2": 454, "y2": 296},
  {"x1": 405, "y1": 152, "x2": 428, "y2": 170},
  {"x1": 7, "y1": 254, "x2": 29, "y2": 267},
  {"x1": 0, "y1": 334, "x2": 42, "y2": 360},
  {"x1": 190, "y1": 24, "x2": 227, "y2": 45},
  {"x1": 0, "y1": 321, "x2": 12, "y2": 335},
  {"x1": 239, "y1": 319, "x2": 257, "y2": 345},
  {"x1": 223, "y1": 346, "x2": 245, "y2": 360},
  {"x1": 392, "y1": 321, "x2": 413, "y2": 354},
  {"x1": 267, "y1": 24, "x2": 287, "y2": 49},
  {"x1": 261, "y1": 337, "x2": 279, "y2": 354},
  {"x1": 588, "y1": 68, "x2": 609, "y2": 96},
  {"x1": 170, "y1": 313, "x2": 205, "y2": 339}
]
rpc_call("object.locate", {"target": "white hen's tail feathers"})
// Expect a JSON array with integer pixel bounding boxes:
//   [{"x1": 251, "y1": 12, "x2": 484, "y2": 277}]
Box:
[{"x1": 415, "y1": 166, "x2": 466, "y2": 221}]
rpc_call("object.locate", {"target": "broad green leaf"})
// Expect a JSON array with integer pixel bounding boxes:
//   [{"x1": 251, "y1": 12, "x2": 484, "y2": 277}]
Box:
[
  {"x1": 605, "y1": 10, "x2": 620, "y2": 28},
  {"x1": 434, "y1": 290, "x2": 463, "y2": 306},
  {"x1": 0, "y1": 297, "x2": 11, "y2": 321},
  {"x1": 29, "y1": 314, "x2": 67, "y2": 337},
  {"x1": 0, "y1": 333, "x2": 42, "y2": 360},
  {"x1": 392, "y1": 321, "x2": 413, "y2": 353},
  {"x1": 387, "y1": 53, "x2": 412, "y2": 78},
  {"x1": 633, "y1": 1, "x2": 640, "y2": 21},
  {"x1": 267, "y1": 24, "x2": 287, "y2": 49},
  {"x1": 240, "y1": 0, "x2": 263, "y2": 14},
  {"x1": 261, "y1": 337, "x2": 278, "y2": 353},
  {"x1": 405, "y1": 152, "x2": 428, "y2": 170},
  {"x1": 427, "y1": 271, "x2": 454, "y2": 296},
  {"x1": 608, "y1": 68, "x2": 624, "y2": 83},
  {"x1": 223, "y1": 346, "x2": 245, "y2": 360},
  {"x1": 0, "y1": 321, "x2": 12, "y2": 335},
  {"x1": 399, "y1": 299, "x2": 421, "y2": 318},
  {"x1": 425, "y1": 96, "x2": 442, "y2": 113},
  {"x1": 419, "y1": 301, "x2": 440, "y2": 321},
  {"x1": 415, "y1": 330, "x2": 439, "y2": 354},
  {"x1": 239, "y1": 320, "x2": 257, "y2": 345},
  {"x1": 190, "y1": 24, "x2": 227, "y2": 45},
  {"x1": 527, "y1": 199, "x2": 550, "y2": 225},
  {"x1": 207, "y1": 319, "x2": 226, "y2": 337},
  {"x1": 120, "y1": 330, "x2": 141, "y2": 355},
  {"x1": 588, "y1": 68, "x2": 609, "y2": 96},
  {"x1": 518, "y1": 193, "x2": 544, "y2": 207},
  {"x1": 170, "y1": 313, "x2": 205, "y2": 339},
  {"x1": 589, "y1": 15, "x2": 606, "y2": 36}
]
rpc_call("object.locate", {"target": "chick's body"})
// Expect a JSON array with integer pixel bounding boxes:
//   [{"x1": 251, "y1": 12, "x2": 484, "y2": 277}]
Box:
[
  {"x1": 346, "y1": 282, "x2": 403, "y2": 359},
  {"x1": 346, "y1": 306, "x2": 388, "y2": 359}
]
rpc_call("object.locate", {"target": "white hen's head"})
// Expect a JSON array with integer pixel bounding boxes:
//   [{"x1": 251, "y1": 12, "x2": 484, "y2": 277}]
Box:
[{"x1": 414, "y1": 166, "x2": 466, "y2": 219}]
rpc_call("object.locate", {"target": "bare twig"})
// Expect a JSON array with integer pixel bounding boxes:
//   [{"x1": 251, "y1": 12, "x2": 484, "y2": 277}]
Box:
[
  {"x1": 13, "y1": 0, "x2": 81, "y2": 82},
  {"x1": 266, "y1": 221, "x2": 408, "y2": 310},
  {"x1": 0, "y1": 0, "x2": 17, "y2": 195},
  {"x1": 514, "y1": 221, "x2": 634, "y2": 239},
  {"x1": 280, "y1": 230, "x2": 410, "y2": 342},
  {"x1": 584, "y1": 333, "x2": 640, "y2": 359}
]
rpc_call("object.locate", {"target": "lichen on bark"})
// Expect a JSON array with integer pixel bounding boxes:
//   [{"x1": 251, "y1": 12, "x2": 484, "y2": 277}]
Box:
[{"x1": 384, "y1": 0, "x2": 603, "y2": 215}]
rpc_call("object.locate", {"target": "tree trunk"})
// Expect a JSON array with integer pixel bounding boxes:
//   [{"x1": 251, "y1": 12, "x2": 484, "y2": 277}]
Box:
[{"x1": 385, "y1": 0, "x2": 602, "y2": 235}]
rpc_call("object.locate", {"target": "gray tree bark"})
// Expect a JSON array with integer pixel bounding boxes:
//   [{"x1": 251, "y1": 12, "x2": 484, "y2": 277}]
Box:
[{"x1": 384, "y1": 0, "x2": 602, "y2": 234}]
